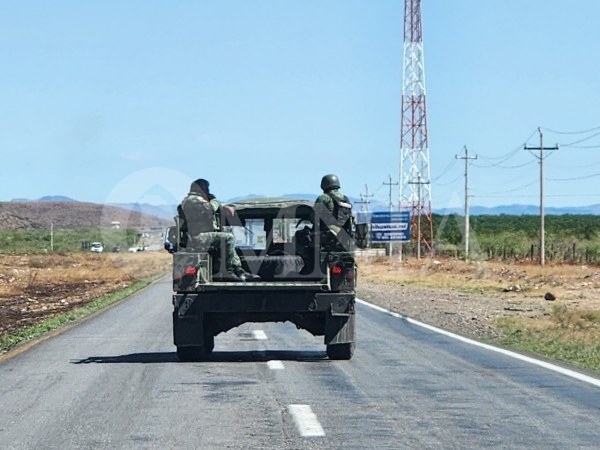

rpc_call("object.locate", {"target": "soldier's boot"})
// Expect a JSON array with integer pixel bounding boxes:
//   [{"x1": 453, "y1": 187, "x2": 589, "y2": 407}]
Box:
[{"x1": 234, "y1": 268, "x2": 261, "y2": 282}]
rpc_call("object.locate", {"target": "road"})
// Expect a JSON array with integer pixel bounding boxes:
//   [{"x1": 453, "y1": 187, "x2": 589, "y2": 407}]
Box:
[{"x1": 1, "y1": 278, "x2": 600, "y2": 449}]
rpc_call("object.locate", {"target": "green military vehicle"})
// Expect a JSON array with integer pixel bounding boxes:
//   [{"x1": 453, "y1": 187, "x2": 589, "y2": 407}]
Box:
[{"x1": 166, "y1": 197, "x2": 366, "y2": 361}]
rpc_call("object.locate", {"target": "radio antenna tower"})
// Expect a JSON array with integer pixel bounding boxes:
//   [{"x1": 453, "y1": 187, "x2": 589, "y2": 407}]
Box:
[{"x1": 399, "y1": 0, "x2": 433, "y2": 253}]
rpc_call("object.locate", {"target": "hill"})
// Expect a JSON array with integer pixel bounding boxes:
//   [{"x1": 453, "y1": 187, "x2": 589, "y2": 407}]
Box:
[
  {"x1": 8, "y1": 194, "x2": 600, "y2": 221},
  {"x1": 0, "y1": 201, "x2": 171, "y2": 230}
]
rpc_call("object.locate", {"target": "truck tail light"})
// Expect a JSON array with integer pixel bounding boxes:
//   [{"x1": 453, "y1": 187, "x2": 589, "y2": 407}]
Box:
[
  {"x1": 331, "y1": 265, "x2": 343, "y2": 275},
  {"x1": 184, "y1": 266, "x2": 197, "y2": 277}
]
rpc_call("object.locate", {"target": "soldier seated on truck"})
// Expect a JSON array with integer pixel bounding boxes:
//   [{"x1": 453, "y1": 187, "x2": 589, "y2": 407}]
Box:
[
  {"x1": 178, "y1": 178, "x2": 260, "y2": 282},
  {"x1": 314, "y1": 174, "x2": 355, "y2": 251}
]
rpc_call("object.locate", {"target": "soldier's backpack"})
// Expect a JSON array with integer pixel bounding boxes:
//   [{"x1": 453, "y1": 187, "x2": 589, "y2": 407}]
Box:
[{"x1": 328, "y1": 193, "x2": 354, "y2": 237}]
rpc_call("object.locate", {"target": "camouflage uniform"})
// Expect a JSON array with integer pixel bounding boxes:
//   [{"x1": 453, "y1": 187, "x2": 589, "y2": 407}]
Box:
[
  {"x1": 314, "y1": 188, "x2": 354, "y2": 250},
  {"x1": 179, "y1": 192, "x2": 243, "y2": 274},
  {"x1": 315, "y1": 189, "x2": 346, "y2": 236}
]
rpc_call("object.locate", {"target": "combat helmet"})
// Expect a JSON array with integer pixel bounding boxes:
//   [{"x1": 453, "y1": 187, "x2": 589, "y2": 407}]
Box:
[{"x1": 320, "y1": 174, "x2": 340, "y2": 192}]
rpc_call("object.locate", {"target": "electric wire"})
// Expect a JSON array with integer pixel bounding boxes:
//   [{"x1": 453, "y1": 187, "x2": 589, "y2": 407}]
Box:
[
  {"x1": 564, "y1": 143, "x2": 600, "y2": 149},
  {"x1": 558, "y1": 130, "x2": 600, "y2": 147},
  {"x1": 546, "y1": 160, "x2": 600, "y2": 170},
  {"x1": 547, "y1": 172, "x2": 600, "y2": 182},
  {"x1": 476, "y1": 178, "x2": 538, "y2": 195},
  {"x1": 542, "y1": 125, "x2": 600, "y2": 135},
  {"x1": 473, "y1": 159, "x2": 537, "y2": 170},
  {"x1": 434, "y1": 172, "x2": 463, "y2": 186},
  {"x1": 430, "y1": 158, "x2": 458, "y2": 182},
  {"x1": 473, "y1": 129, "x2": 539, "y2": 168}
]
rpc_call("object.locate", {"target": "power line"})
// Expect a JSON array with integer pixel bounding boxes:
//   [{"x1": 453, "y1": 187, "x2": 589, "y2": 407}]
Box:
[
  {"x1": 546, "y1": 160, "x2": 600, "y2": 170},
  {"x1": 547, "y1": 172, "x2": 600, "y2": 182},
  {"x1": 475, "y1": 146, "x2": 521, "y2": 166},
  {"x1": 474, "y1": 129, "x2": 539, "y2": 168},
  {"x1": 477, "y1": 179, "x2": 538, "y2": 195},
  {"x1": 473, "y1": 159, "x2": 536, "y2": 170},
  {"x1": 558, "y1": 130, "x2": 600, "y2": 147},
  {"x1": 430, "y1": 158, "x2": 458, "y2": 182},
  {"x1": 562, "y1": 143, "x2": 600, "y2": 149},
  {"x1": 434, "y1": 173, "x2": 463, "y2": 186},
  {"x1": 542, "y1": 125, "x2": 600, "y2": 135}
]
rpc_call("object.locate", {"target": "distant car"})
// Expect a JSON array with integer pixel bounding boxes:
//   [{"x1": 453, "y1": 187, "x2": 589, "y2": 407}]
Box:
[
  {"x1": 112, "y1": 246, "x2": 121, "y2": 253},
  {"x1": 90, "y1": 242, "x2": 104, "y2": 253}
]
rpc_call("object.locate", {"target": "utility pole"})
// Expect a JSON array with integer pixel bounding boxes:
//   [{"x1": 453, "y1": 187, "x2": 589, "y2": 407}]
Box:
[
  {"x1": 383, "y1": 175, "x2": 399, "y2": 258},
  {"x1": 50, "y1": 222, "x2": 54, "y2": 253},
  {"x1": 455, "y1": 146, "x2": 477, "y2": 260},
  {"x1": 357, "y1": 185, "x2": 374, "y2": 213},
  {"x1": 524, "y1": 127, "x2": 559, "y2": 266},
  {"x1": 408, "y1": 174, "x2": 430, "y2": 259}
]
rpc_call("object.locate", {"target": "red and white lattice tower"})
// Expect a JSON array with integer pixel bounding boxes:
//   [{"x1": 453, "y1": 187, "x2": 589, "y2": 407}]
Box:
[{"x1": 399, "y1": 0, "x2": 433, "y2": 252}]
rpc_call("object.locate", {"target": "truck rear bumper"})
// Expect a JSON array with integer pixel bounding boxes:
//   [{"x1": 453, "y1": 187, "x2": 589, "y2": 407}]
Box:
[{"x1": 173, "y1": 291, "x2": 355, "y2": 315}]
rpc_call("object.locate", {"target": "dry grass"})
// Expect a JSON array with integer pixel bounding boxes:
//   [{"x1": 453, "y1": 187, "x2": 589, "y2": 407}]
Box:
[
  {"x1": 0, "y1": 252, "x2": 170, "y2": 295},
  {"x1": 357, "y1": 255, "x2": 600, "y2": 304},
  {"x1": 0, "y1": 252, "x2": 171, "y2": 338}
]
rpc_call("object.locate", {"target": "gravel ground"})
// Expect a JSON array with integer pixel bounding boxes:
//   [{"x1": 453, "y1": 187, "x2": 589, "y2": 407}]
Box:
[
  {"x1": 357, "y1": 281, "x2": 512, "y2": 340},
  {"x1": 356, "y1": 256, "x2": 600, "y2": 343}
]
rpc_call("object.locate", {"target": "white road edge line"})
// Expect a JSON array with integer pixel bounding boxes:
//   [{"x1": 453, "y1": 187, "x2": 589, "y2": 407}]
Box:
[
  {"x1": 288, "y1": 404, "x2": 325, "y2": 437},
  {"x1": 267, "y1": 360, "x2": 284, "y2": 370},
  {"x1": 252, "y1": 330, "x2": 268, "y2": 340},
  {"x1": 356, "y1": 298, "x2": 600, "y2": 388}
]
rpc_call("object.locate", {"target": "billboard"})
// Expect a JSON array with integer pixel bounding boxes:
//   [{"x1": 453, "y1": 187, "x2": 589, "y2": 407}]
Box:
[{"x1": 370, "y1": 211, "x2": 411, "y2": 242}]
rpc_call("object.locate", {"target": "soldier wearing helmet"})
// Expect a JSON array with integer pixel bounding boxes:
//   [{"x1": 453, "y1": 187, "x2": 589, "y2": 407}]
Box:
[
  {"x1": 314, "y1": 174, "x2": 354, "y2": 249},
  {"x1": 178, "y1": 178, "x2": 259, "y2": 281}
]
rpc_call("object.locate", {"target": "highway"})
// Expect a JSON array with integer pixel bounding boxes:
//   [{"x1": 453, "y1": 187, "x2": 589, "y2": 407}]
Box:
[{"x1": 1, "y1": 278, "x2": 600, "y2": 449}]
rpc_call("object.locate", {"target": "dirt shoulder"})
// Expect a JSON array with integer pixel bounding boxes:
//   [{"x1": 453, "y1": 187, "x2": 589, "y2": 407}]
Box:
[
  {"x1": 0, "y1": 252, "x2": 171, "y2": 340},
  {"x1": 356, "y1": 256, "x2": 600, "y2": 341}
]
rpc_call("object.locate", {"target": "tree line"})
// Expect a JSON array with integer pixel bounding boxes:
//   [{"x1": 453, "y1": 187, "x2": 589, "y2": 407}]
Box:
[{"x1": 394, "y1": 214, "x2": 600, "y2": 263}]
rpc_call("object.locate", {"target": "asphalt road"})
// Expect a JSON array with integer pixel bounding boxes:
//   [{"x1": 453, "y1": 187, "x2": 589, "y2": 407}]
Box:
[{"x1": 1, "y1": 278, "x2": 600, "y2": 449}]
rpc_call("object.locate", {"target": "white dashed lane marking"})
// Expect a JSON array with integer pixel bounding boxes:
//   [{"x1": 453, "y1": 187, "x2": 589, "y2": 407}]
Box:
[
  {"x1": 252, "y1": 330, "x2": 268, "y2": 340},
  {"x1": 288, "y1": 404, "x2": 325, "y2": 437},
  {"x1": 267, "y1": 360, "x2": 284, "y2": 370}
]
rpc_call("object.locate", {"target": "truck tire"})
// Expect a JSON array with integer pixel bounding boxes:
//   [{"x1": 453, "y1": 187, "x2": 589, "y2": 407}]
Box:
[
  {"x1": 326, "y1": 342, "x2": 355, "y2": 360},
  {"x1": 176, "y1": 346, "x2": 207, "y2": 361}
]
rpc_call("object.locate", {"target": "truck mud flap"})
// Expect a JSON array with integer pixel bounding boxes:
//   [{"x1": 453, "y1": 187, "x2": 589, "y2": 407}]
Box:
[
  {"x1": 173, "y1": 311, "x2": 205, "y2": 347},
  {"x1": 325, "y1": 313, "x2": 355, "y2": 345}
]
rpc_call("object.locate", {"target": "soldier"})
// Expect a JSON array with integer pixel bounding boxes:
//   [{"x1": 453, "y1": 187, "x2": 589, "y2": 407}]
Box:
[
  {"x1": 178, "y1": 179, "x2": 260, "y2": 281},
  {"x1": 314, "y1": 174, "x2": 354, "y2": 250}
]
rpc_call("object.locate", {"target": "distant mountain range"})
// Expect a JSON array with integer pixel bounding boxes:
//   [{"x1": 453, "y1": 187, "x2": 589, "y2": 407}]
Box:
[
  {"x1": 9, "y1": 195, "x2": 600, "y2": 218},
  {"x1": 1, "y1": 199, "x2": 171, "y2": 230}
]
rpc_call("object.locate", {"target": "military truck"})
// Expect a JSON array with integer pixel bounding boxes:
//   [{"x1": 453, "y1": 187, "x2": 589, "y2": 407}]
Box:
[{"x1": 166, "y1": 197, "x2": 367, "y2": 361}]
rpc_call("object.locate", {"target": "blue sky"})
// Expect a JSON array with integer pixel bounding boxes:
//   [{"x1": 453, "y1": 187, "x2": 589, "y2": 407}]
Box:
[{"x1": 2, "y1": 1, "x2": 600, "y2": 210}]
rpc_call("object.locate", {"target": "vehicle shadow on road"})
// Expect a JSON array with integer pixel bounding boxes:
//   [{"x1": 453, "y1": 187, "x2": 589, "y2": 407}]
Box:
[
  {"x1": 70, "y1": 353, "x2": 179, "y2": 364},
  {"x1": 70, "y1": 350, "x2": 328, "y2": 364},
  {"x1": 209, "y1": 350, "x2": 327, "y2": 362}
]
